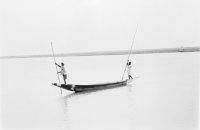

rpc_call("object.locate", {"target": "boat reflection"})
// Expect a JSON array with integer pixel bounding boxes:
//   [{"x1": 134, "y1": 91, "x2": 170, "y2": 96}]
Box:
[{"x1": 59, "y1": 83, "x2": 135, "y2": 130}]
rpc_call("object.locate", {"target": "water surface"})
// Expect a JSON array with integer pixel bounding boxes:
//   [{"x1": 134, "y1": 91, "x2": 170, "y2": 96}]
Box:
[{"x1": 0, "y1": 53, "x2": 199, "y2": 130}]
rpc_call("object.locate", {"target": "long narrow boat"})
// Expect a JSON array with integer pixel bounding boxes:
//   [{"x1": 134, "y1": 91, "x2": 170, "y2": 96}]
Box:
[{"x1": 52, "y1": 79, "x2": 133, "y2": 92}]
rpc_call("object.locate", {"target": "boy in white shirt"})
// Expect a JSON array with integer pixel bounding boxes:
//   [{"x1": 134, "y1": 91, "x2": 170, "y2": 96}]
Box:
[
  {"x1": 55, "y1": 62, "x2": 67, "y2": 84},
  {"x1": 127, "y1": 61, "x2": 133, "y2": 79}
]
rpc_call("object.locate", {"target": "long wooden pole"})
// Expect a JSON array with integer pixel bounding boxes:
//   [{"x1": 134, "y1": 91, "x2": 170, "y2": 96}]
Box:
[
  {"x1": 51, "y1": 42, "x2": 62, "y2": 94},
  {"x1": 121, "y1": 25, "x2": 138, "y2": 80}
]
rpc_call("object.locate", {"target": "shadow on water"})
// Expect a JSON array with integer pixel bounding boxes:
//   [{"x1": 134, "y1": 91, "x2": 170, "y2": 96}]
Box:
[
  {"x1": 58, "y1": 80, "x2": 137, "y2": 130},
  {"x1": 67, "y1": 76, "x2": 139, "y2": 97},
  {"x1": 63, "y1": 80, "x2": 137, "y2": 99},
  {"x1": 58, "y1": 89, "x2": 104, "y2": 130},
  {"x1": 59, "y1": 89, "x2": 106, "y2": 130},
  {"x1": 60, "y1": 76, "x2": 139, "y2": 100},
  {"x1": 60, "y1": 76, "x2": 139, "y2": 110}
]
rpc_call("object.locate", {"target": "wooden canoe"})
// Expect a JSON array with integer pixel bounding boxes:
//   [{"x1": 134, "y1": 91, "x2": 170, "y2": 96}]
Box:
[{"x1": 52, "y1": 79, "x2": 133, "y2": 92}]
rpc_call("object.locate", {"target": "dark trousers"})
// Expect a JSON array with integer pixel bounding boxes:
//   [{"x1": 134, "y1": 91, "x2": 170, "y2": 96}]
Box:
[{"x1": 63, "y1": 74, "x2": 67, "y2": 84}]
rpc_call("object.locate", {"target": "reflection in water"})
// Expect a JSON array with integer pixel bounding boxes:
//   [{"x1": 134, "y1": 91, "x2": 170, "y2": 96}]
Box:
[
  {"x1": 60, "y1": 84, "x2": 136, "y2": 130},
  {"x1": 126, "y1": 84, "x2": 135, "y2": 120},
  {"x1": 60, "y1": 94, "x2": 73, "y2": 130},
  {"x1": 60, "y1": 91, "x2": 93, "y2": 130}
]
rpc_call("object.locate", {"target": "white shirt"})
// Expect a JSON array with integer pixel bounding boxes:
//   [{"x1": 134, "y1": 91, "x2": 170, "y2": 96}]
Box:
[
  {"x1": 127, "y1": 65, "x2": 131, "y2": 75},
  {"x1": 61, "y1": 66, "x2": 66, "y2": 75}
]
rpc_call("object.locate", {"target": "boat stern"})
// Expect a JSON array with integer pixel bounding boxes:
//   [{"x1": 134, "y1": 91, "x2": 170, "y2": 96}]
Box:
[
  {"x1": 52, "y1": 83, "x2": 61, "y2": 87},
  {"x1": 52, "y1": 83, "x2": 75, "y2": 92}
]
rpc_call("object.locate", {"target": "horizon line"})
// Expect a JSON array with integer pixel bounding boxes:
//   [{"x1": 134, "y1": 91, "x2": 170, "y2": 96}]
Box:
[{"x1": 0, "y1": 46, "x2": 199, "y2": 59}]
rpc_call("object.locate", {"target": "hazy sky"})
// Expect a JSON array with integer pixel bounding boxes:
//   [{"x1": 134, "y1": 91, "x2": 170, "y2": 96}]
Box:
[{"x1": 0, "y1": 0, "x2": 199, "y2": 56}]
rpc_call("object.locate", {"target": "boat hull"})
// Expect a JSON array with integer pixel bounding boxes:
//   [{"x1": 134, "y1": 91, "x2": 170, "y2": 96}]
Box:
[{"x1": 52, "y1": 79, "x2": 132, "y2": 92}]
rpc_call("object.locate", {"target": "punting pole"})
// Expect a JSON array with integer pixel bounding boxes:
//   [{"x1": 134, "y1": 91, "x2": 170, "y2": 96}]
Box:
[
  {"x1": 121, "y1": 24, "x2": 138, "y2": 80},
  {"x1": 51, "y1": 42, "x2": 62, "y2": 94}
]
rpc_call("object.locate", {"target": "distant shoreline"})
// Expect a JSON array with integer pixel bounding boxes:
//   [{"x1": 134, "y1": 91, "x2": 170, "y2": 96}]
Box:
[{"x1": 0, "y1": 46, "x2": 199, "y2": 59}]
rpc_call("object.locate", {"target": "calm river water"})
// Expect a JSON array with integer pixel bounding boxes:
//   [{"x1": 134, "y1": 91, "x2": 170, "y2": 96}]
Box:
[{"x1": 0, "y1": 53, "x2": 199, "y2": 130}]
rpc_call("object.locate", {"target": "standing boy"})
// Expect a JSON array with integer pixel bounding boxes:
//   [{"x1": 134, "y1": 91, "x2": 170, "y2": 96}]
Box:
[
  {"x1": 127, "y1": 61, "x2": 133, "y2": 79},
  {"x1": 55, "y1": 62, "x2": 67, "y2": 84}
]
